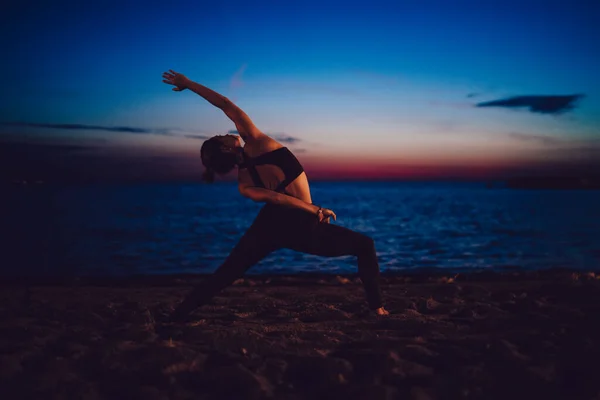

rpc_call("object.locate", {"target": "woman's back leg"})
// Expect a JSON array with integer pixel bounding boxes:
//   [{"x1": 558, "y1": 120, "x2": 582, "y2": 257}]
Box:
[{"x1": 171, "y1": 212, "x2": 278, "y2": 320}]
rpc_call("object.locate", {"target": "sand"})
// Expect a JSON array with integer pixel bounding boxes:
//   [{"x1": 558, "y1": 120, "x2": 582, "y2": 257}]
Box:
[{"x1": 1, "y1": 269, "x2": 600, "y2": 400}]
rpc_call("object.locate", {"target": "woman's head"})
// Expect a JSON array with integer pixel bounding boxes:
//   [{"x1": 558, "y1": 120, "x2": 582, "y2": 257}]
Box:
[{"x1": 200, "y1": 134, "x2": 243, "y2": 183}]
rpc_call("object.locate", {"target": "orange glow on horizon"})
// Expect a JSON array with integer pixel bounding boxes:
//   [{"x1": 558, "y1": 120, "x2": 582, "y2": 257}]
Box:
[{"x1": 302, "y1": 161, "x2": 509, "y2": 180}]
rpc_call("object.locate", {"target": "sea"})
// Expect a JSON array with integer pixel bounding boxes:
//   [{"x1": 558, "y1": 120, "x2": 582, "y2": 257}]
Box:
[{"x1": 2, "y1": 181, "x2": 599, "y2": 277}]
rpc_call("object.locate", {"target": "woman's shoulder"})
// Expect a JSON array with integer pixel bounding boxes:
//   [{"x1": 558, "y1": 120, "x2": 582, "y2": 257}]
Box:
[{"x1": 244, "y1": 136, "x2": 284, "y2": 157}]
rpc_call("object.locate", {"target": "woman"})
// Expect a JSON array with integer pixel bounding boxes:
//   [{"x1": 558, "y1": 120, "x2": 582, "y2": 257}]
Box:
[{"x1": 162, "y1": 69, "x2": 389, "y2": 320}]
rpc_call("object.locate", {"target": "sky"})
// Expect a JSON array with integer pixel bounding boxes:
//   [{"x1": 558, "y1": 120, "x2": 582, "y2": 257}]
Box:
[{"x1": 1, "y1": 0, "x2": 599, "y2": 183}]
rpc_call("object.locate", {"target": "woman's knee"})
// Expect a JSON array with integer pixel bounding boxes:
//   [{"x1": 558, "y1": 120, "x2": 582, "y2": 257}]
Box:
[
  {"x1": 355, "y1": 234, "x2": 380, "y2": 280},
  {"x1": 355, "y1": 234, "x2": 376, "y2": 256}
]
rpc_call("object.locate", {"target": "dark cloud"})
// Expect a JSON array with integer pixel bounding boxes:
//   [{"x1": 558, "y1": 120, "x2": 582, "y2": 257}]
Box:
[
  {"x1": 0, "y1": 122, "x2": 188, "y2": 136},
  {"x1": 542, "y1": 142, "x2": 600, "y2": 161},
  {"x1": 0, "y1": 142, "x2": 96, "y2": 154},
  {"x1": 228, "y1": 129, "x2": 301, "y2": 143},
  {"x1": 475, "y1": 94, "x2": 584, "y2": 115},
  {"x1": 183, "y1": 134, "x2": 210, "y2": 140},
  {"x1": 506, "y1": 132, "x2": 563, "y2": 145},
  {"x1": 506, "y1": 134, "x2": 600, "y2": 166},
  {"x1": 466, "y1": 93, "x2": 479, "y2": 98},
  {"x1": 272, "y1": 134, "x2": 301, "y2": 144}
]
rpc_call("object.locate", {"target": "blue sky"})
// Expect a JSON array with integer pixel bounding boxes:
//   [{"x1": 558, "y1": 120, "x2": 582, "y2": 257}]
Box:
[{"x1": 1, "y1": 0, "x2": 599, "y2": 182}]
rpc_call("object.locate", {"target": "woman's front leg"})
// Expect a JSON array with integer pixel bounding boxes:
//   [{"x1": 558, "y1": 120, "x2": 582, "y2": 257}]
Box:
[{"x1": 284, "y1": 221, "x2": 386, "y2": 312}]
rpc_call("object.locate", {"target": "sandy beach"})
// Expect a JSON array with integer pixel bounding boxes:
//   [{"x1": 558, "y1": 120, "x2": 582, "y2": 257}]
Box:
[{"x1": 1, "y1": 269, "x2": 600, "y2": 400}]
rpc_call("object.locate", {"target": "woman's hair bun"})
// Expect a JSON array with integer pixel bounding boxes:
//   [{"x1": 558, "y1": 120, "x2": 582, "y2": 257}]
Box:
[{"x1": 202, "y1": 168, "x2": 215, "y2": 183}]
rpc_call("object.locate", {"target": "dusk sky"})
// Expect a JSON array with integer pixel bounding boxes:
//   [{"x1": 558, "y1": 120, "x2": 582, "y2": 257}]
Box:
[{"x1": 1, "y1": 0, "x2": 599, "y2": 182}]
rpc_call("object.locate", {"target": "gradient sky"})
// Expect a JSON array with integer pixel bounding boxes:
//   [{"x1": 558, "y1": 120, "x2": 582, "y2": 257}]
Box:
[{"x1": 1, "y1": 0, "x2": 599, "y2": 182}]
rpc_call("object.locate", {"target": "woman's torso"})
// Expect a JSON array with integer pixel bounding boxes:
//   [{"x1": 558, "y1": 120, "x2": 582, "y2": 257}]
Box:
[{"x1": 239, "y1": 137, "x2": 312, "y2": 204}]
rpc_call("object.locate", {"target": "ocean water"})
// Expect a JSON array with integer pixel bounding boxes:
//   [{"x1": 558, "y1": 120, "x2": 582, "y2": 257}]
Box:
[{"x1": 2, "y1": 182, "x2": 599, "y2": 276}]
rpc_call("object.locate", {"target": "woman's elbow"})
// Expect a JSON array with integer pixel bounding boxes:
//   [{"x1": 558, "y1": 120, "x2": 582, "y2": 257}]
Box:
[
  {"x1": 239, "y1": 187, "x2": 265, "y2": 203},
  {"x1": 239, "y1": 186, "x2": 252, "y2": 200}
]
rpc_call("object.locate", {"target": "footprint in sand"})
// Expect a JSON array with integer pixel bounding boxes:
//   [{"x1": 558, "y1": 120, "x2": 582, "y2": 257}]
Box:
[
  {"x1": 298, "y1": 306, "x2": 353, "y2": 323},
  {"x1": 233, "y1": 312, "x2": 258, "y2": 319}
]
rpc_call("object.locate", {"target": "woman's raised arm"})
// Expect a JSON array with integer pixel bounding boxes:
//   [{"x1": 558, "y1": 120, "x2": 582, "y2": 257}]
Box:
[{"x1": 162, "y1": 70, "x2": 263, "y2": 142}]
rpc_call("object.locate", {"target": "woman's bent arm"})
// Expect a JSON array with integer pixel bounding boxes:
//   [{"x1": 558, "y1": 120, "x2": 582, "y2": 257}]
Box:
[{"x1": 239, "y1": 186, "x2": 319, "y2": 215}]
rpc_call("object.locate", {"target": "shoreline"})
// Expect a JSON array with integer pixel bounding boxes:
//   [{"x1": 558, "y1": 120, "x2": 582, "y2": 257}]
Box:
[{"x1": 1, "y1": 266, "x2": 597, "y2": 287}]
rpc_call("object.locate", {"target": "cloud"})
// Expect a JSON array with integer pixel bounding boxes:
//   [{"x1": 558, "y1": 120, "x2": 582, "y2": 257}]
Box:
[
  {"x1": 466, "y1": 93, "x2": 480, "y2": 98},
  {"x1": 1, "y1": 121, "x2": 174, "y2": 135},
  {"x1": 272, "y1": 134, "x2": 301, "y2": 144},
  {"x1": 183, "y1": 134, "x2": 211, "y2": 140},
  {"x1": 542, "y1": 140, "x2": 600, "y2": 159},
  {"x1": 230, "y1": 63, "x2": 247, "y2": 91},
  {"x1": 0, "y1": 142, "x2": 95, "y2": 155},
  {"x1": 506, "y1": 132, "x2": 563, "y2": 145},
  {"x1": 0, "y1": 121, "x2": 211, "y2": 137},
  {"x1": 228, "y1": 130, "x2": 301, "y2": 143},
  {"x1": 513, "y1": 136, "x2": 600, "y2": 172},
  {"x1": 475, "y1": 94, "x2": 585, "y2": 115},
  {"x1": 506, "y1": 133, "x2": 600, "y2": 165}
]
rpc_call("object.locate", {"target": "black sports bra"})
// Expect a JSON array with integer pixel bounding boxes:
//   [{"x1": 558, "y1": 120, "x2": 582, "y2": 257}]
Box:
[{"x1": 239, "y1": 147, "x2": 304, "y2": 194}]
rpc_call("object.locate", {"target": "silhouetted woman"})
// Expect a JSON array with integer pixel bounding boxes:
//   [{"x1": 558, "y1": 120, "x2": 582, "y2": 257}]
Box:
[{"x1": 162, "y1": 69, "x2": 389, "y2": 320}]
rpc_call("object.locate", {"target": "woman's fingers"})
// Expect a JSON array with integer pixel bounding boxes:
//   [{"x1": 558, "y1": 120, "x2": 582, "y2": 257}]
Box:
[
  {"x1": 326, "y1": 209, "x2": 336, "y2": 221},
  {"x1": 318, "y1": 210, "x2": 336, "y2": 223},
  {"x1": 162, "y1": 72, "x2": 176, "y2": 83},
  {"x1": 163, "y1": 71, "x2": 187, "y2": 91}
]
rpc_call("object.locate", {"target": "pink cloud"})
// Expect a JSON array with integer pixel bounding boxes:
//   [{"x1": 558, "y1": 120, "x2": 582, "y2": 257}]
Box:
[{"x1": 230, "y1": 63, "x2": 247, "y2": 91}]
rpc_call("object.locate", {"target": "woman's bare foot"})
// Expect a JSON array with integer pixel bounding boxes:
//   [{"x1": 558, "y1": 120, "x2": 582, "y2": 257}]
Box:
[{"x1": 374, "y1": 307, "x2": 390, "y2": 316}]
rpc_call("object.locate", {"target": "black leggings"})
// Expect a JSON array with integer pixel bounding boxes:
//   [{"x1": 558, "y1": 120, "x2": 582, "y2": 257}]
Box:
[{"x1": 172, "y1": 204, "x2": 383, "y2": 318}]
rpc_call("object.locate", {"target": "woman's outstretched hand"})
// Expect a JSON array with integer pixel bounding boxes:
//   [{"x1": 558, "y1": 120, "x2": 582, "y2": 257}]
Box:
[
  {"x1": 319, "y1": 208, "x2": 336, "y2": 223},
  {"x1": 162, "y1": 70, "x2": 190, "y2": 92}
]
